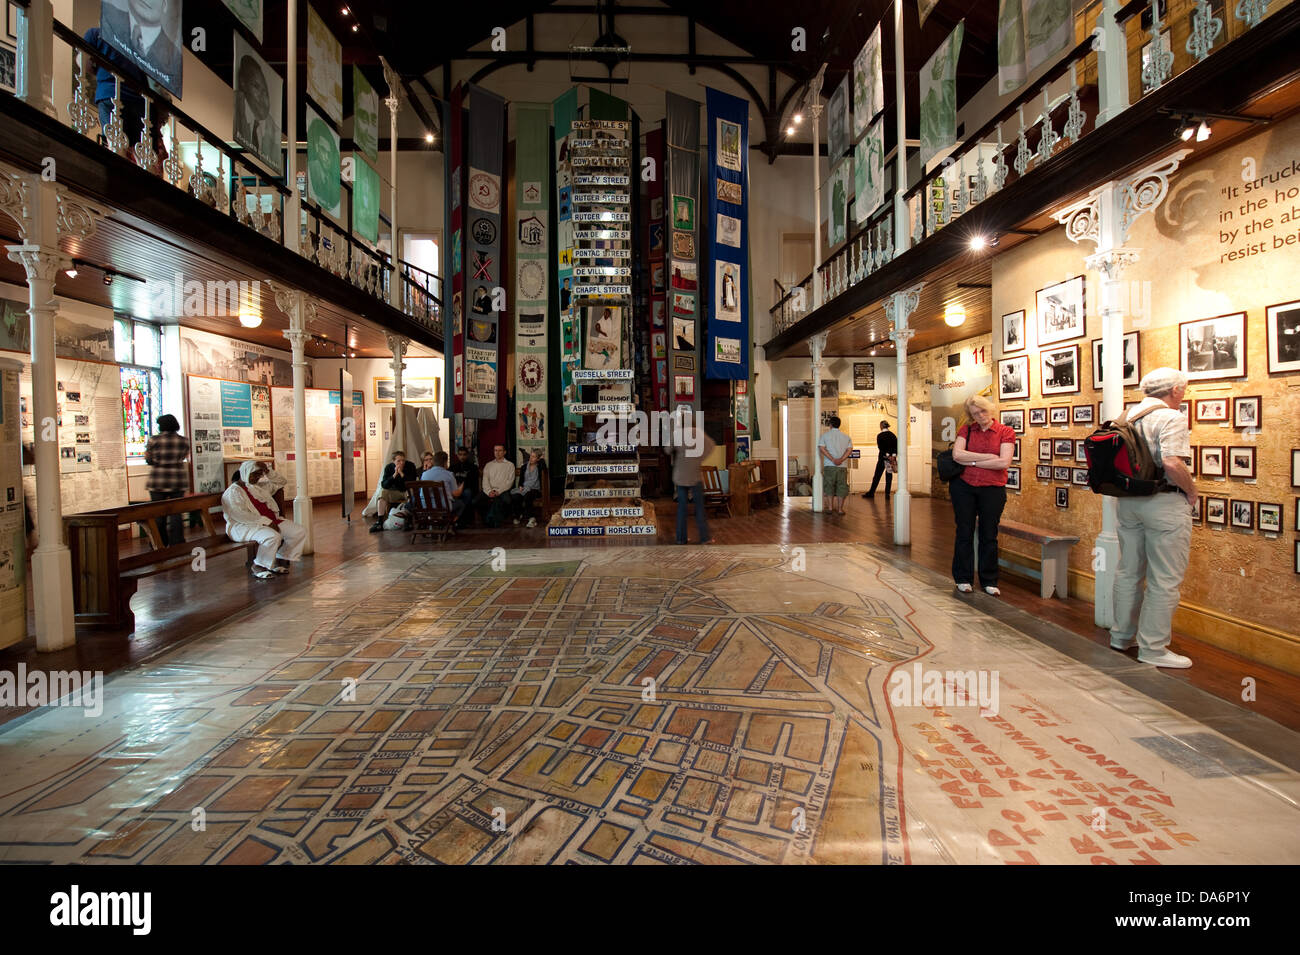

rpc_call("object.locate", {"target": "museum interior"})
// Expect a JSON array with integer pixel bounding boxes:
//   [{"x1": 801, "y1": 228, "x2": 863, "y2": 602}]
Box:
[{"x1": 0, "y1": 0, "x2": 1297, "y2": 873}]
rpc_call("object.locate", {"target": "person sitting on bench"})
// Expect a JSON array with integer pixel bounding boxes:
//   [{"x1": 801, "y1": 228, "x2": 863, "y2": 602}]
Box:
[
  {"x1": 508, "y1": 450, "x2": 547, "y2": 527},
  {"x1": 420, "y1": 451, "x2": 467, "y2": 521},
  {"x1": 371, "y1": 450, "x2": 418, "y2": 532},
  {"x1": 222, "y1": 461, "x2": 308, "y2": 580},
  {"x1": 476, "y1": 444, "x2": 517, "y2": 527}
]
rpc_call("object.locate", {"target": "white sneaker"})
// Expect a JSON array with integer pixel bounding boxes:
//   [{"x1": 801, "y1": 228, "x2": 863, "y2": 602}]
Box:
[
  {"x1": 526, "y1": 517, "x2": 537, "y2": 528},
  {"x1": 513, "y1": 517, "x2": 521, "y2": 525},
  {"x1": 1137, "y1": 649, "x2": 1193, "y2": 669},
  {"x1": 983, "y1": 586, "x2": 1001, "y2": 596},
  {"x1": 956, "y1": 583, "x2": 973, "y2": 593}
]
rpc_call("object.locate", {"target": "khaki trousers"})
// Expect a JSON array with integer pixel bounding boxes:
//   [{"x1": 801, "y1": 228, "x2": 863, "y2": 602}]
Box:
[{"x1": 1110, "y1": 492, "x2": 1192, "y2": 653}]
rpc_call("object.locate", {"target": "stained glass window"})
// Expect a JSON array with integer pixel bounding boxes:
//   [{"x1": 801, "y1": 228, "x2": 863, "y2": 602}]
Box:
[{"x1": 120, "y1": 366, "x2": 153, "y2": 457}]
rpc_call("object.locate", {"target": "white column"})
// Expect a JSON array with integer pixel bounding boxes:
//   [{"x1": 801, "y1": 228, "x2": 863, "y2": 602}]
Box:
[
  {"x1": 893, "y1": 0, "x2": 910, "y2": 254},
  {"x1": 382, "y1": 58, "x2": 402, "y2": 308},
  {"x1": 15, "y1": 0, "x2": 56, "y2": 119},
  {"x1": 885, "y1": 284, "x2": 924, "y2": 546},
  {"x1": 809, "y1": 331, "x2": 827, "y2": 512},
  {"x1": 284, "y1": 0, "x2": 300, "y2": 254},
  {"x1": 1095, "y1": 0, "x2": 1131, "y2": 127},
  {"x1": 386, "y1": 332, "x2": 408, "y2": 455},
  {"x1": 273, "y1": 289, "x2": 316, "y2": 554}
]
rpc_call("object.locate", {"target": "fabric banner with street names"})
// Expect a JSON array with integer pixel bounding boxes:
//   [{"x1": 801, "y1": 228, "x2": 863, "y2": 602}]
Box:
[
  {"x1": 998, "y1": 0, "x2": 1073, "y2": 95},
  {"x1": 665, "y1": 92, "x2": 701, "y2": 411},
  {"x1": 514, "y1": 104, "x2": 549, "y2": 464},
  {"x1": 920, "y1": 20, "x2": 965, "y2": 167},
  {"x1": 706, "y1": 87, "x2": 748, "y2": 380},
  {"x1": 465, "y1": 84, "x2": 505, "y2": 420}
]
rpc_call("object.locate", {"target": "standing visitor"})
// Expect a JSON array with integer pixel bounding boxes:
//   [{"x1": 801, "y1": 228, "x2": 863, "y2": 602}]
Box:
[
  {"x1": 1109, "y1": 368, "x2": 1196, "y2": 668},
  {"x1": 817, "y1": 415, "x2": 852, "y2": 515},
  {"x1": 863, "y1": 420, "x2": 897, "y2": 499},
  {"x1": 670, "y1": 414, "x2": 715, "y2": 545},
  {"x1": 143, "y1": 413, "x2": 190, "y2": 547},
  {"x1": 949, "y1": 395, "x2": 1015, "y2": 596},
  {"x1": 222, "y1": 462, "x2": 307, "y2": 580}
]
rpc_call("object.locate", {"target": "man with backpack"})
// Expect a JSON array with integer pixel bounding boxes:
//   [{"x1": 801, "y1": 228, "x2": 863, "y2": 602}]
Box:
[{"x1": 1105, "y1": 368, "x2": 1197, "y2": 668}]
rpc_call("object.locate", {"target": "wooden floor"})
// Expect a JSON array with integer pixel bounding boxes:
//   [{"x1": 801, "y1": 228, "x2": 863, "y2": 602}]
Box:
[{"x1": 4, "y1": 490, "x2": 1298, "y2": 733}]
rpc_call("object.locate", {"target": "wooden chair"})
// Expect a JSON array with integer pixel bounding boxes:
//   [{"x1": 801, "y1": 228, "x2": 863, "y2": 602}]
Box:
[
  {"x1": 700, "y1": 465, "x2": 732, "y2": 517},
  {"x1": 406, "y1": 481, "x2": 457, "y2": 545},
  {"x1": 787, "y1": 456, "x2": 809, "y2": 495}
]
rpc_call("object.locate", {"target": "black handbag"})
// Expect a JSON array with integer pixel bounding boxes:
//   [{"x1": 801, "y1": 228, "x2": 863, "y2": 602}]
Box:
[{"x1": 937, "y1": 444, "x2": 965, "y2": 483}]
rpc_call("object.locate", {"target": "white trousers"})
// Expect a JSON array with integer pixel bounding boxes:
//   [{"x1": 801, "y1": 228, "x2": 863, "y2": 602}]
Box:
[
  {"x1": 227, "y1": 520, "x2": 308, "y2": 569},
  {"x1": 1111, "y1": 492, "x2": 1192, "y2": 653}
]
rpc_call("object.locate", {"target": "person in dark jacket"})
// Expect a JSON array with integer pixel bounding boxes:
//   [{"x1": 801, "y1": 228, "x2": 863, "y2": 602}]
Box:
[
  {"x1": 143, "y1": 413, "x2": 190, "y2": 546},
  {"x1": 451, "y1": 447, "x2": 479, "y2": 527},
  {"x1": 371, "y1": 450, "x2": 418, "y2": 532},
  {"x1": 82, "y1": 25, "x2": 168, "y2": 164},
  {"x1": 863, "y1": 420, "x2": 898, "y2": 499}
]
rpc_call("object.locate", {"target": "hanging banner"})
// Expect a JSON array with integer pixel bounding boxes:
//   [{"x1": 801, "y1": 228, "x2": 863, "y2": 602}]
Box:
[
  {"x1": 825, "y1": 159, "x2": 850, "y2": 248},
  {"x1": 919, "y1": 20, "x2": 965, "y2": 167},
  {"x1": 918, "y1": 0, "x2": 942, "y2": 28},
  {"x1": 853, "y1": 23, "x2": 884, "y2": 139},
  {"x1": 705, "y1": 87, "x2": 748, "y2": 381},
  {"x1": 464, "y1": 83, "x2": 505, "y2": 420},
  {"x1": 515, "y1": 103, "x2": 550, "y2": 464},
  {"x1": 855, "y1": 116, "x2": 886, "y2": 224},
  {"x1": 447, "y1": 85, "x2": 466, "y2": 432},
  {"x1": 553, "y1": 88, "x2": 580, "y2": 429},
  {"x1": 997, "y1": 0, "x2": 1029, "y2": 94},
  {"x1": 665, "y1": 92, "x2": 701, "y2": 411},
  {"x1": 827, "y1": 77, "x2": 850, "y2": 168},
  {"x1": 646, "y1": 127, "x2": 668, "y2": 410}
]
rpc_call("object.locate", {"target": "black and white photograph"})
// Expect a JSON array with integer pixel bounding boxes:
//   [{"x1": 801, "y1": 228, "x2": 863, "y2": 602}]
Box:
[
  {"x1": 1029, "y1": 407, "x2": 1047, "y2": 427},
  {"x1": 786, "y1": 379, "x2": 814, "y2": 399},
  {"x1": 1006, "y1": 466, "x2": 1021, "y2": 491},
  {"x1": 1295, "y1": 539, "x2": 1300, "y2": 574},
  {"x1": 1054, "y1": 438, "x2": 1074, "y2": 457},
  {"x1": 0, "y1": 43, "x2": 14, "y2": 95},
  {"x1": 1035, "y1": 464, "x2": 1052, "y2": 480},
  {"x1": 1090, "y1": 330, "x2": 1140, "y2": 389},
  {"x1": 1180, "y1": 312, "x2": 1247, "y2": 381},
  {"x1": 1188, "y1": 447, "x2": 1196, "y2": 476},
  {"x1": 1195, "y1": 398, "x2": 1228, "y2": 422},
  {"x1": 1072, "y1": 404, "x2": 1094, "y2": 425},
  {"x1": 1258, "y1": 502, "x2": 1282, "y2": 534},
  {"x1": 1038, "y1": 438, "x2": 1052, "y2": 461},
  {"x1": 1233, "y1": 395, "x2": 1261, "y2": 429},
  {"x1": 1266, "y1": 299, "x2": 1300, "y2": 373},
  {"x1": 1230, "y1": 499, "x2": 1254, "y2": 530},
  {"x1": 1055, "y1": 486, "x2": 1069, "y2": 508},
  {"x1": 1200, "y1": 445, "x2": 1225, "y2": 478},
  {"x1": 1294, "y1": 449, "x2": 1300, "y2": 487},
  {"x1": 1040, "y1": 344, "x2": 1080, "y2": 395},
  {"x1": 1206, "y1": 496, "x2": 1227, "y2": 525},
  {"x1": 232, "y1": 34, "x2": 283, "y2": 174},
  {"x1": 100, "y1": 0, "x2": 184, "y2": 97},
  {"x1": 1191, "y1": 496, "x2": 1203, "y2": 524},
  {"x1": 1036, "y1": 275, "x2": 1086, "y2": 346},
  {"x1": 1001, "y1": 309, "x2": 1026, "y2": 354},
  {"x1": 1072, "y1": 467, "x2": 1090, "y2": 486},
  {"x1": 1075, "y1": 440, "x2": 1088, "y2": 464},
  {"x1": 1049, "y1": 406, "x2": 1070, "y2": 425},
  {"x1": 997, "y1": 355, "x2": 1030, "y2": 401},
  {"x1": 1012, "y1": 439, "x2": 1021, "y2": 462},
  {"x1": 1000, "y1": 409, "x2": 1025, "y2": 434},
  {"x1": 1054, "y1": 466, "x2": 1071, "y2": 482},
  {"x1": 1228, "y1": 446, "x2": 1256, "y2": 479}
]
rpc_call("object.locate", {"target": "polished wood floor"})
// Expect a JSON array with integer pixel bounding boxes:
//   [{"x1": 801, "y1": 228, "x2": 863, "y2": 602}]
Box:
[{"x1": 5, "y1": 490, "x2": 1298, "y2": 733}]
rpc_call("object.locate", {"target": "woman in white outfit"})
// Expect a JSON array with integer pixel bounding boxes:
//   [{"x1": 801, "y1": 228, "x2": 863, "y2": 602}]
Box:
[{"x1": 222, "y1": 461, "x2": 307, "y2": 580}]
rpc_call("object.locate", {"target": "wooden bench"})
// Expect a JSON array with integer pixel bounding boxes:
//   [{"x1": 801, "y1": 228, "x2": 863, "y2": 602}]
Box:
[
  {"x1": 747, "y1": 460, "x2": 780, "y2": 509},
  {"x1": 993, "y1": 520, "x2": 1081, "y2": 599},
  {"x1": 64, "y1": 493, "x2": 258, "y2": 631}
]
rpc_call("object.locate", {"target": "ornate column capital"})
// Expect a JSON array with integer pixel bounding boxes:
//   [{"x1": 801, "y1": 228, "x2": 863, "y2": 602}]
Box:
[
  {"x1": 889, "y1": 325, "x2": 916, "y2": 348},
  {"x1": 6, "y1": 243, "x2": 70, "y2": 284},
  {"x1": 808, "y1": 331, "x2": 828, "y2": 367},
  {"x1": 282, "y1": 326, "x2": 310, "y2": 353},
  {"x1": 1054, "y1": 148, "x2": 1192, "y2": 250},
  {"x1": 1085, "y1": 247, "x2": 1142, "y2": 281},
  {"x1": 56, "y1": 191, "x2": 112, "y2": 240},
  {"x1": 381, "y1": 56, "x2": 402, "y2": 114},
  {"x1": 883, "y1": 282, "x2": 925, "y2": 330}
]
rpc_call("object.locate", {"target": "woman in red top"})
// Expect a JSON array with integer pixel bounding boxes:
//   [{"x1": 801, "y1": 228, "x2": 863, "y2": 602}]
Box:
[{"x1": 950, "y1": 394, "x2": 1016, "y2": 596}]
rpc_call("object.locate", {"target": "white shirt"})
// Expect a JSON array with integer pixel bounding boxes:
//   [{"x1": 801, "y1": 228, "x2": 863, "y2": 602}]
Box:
[
  {"x1": 1129, "y1": 397, "x2": 1191, "y2": 464},
  {"x1": 481, "y1": 459, "x2": 516, "y2": 495},
  {"x1": 818, "y1": 428, "x2": 852, "y2": 467}
]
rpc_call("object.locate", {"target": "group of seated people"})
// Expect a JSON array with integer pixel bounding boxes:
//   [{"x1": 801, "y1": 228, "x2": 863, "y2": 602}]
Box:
[{"x1": 370, "y1": 445, "x2": 548, "y2": 532}]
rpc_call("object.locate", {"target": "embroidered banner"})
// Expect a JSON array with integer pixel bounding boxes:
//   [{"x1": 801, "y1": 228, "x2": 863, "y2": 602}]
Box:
[
  {"x1": 665, "y1": 92, "x2": 701, "y2": 412},
  {"x1": 646, "y1": 127, "x2": 667, "y2": 410},
  {"x1": 553, "y1": 88, "x2": 579, "y2": 429},
  {"x1": 512, "y1": 104, "x2": 549, "y2": 464},
  {"x1": 448, "y1": 85, "x2": 466, "y2": 436},
  {"x1": 705, "y1": 87, "x2": 748, "y2": 381},
  {"x1": 464, "y1": 84, "x2": 505, "y2": 420}
]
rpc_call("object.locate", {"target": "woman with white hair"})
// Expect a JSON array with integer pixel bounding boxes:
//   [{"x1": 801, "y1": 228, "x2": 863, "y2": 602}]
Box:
[
  {"x1": 221, "y1": 461, "x2": 308, "y2": 580},
  {"x1": 949, "y1": 394, "x2": 1016, "y2": 595}
]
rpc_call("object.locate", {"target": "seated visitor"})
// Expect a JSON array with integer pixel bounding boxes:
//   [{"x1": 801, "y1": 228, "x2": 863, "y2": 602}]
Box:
[
  {"x1": 221, "y1": 461, "x2": 307, "y2": 580},
  {"x1": 419, "y1": 450, "x2": 435, "y2": 476},
  {"x1": 371, "y1": 450, "x2": 418, "y2": 532},
  {"x1": 420, "y1": 451, "x2": 466, "y2": 520},
  {"x1": 508, "y1": 451, "x2": 548, "y2": 527},
  {"x1": 476, "y1": 444, "x2": 516, "y2": 527}
]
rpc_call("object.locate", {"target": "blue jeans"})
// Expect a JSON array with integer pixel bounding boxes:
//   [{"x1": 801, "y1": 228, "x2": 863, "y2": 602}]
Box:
[{"x1": 676, "y1": 482, "x2": 709, "y2": 544}]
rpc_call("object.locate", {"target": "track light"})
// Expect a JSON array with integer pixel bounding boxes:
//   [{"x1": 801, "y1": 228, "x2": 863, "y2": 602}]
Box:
[
  {"x1": 970, "y1": 236, "x2": 987, "y2": 251},
  {"x1": 65, "y1": 267, "x2": 77, "y2": 278},
  {"x1": 103, "y1": 273, "x2": 113, "y2": 286},
  {"x1": 1196, "y1": 120, "x2": 1211, "y2": 142}
]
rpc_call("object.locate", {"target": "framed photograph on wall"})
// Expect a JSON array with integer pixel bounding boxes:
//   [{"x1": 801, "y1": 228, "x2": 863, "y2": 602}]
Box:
[
  {"x1": 1191, "y1": 496, "x2": 1203, "y2": 524},
  {"x1": 1230, "y1": 499, "x2": 1254, "y2": 530},
  {"x1": 1180, "y1": 312, "x2": 1247, "y2": 381},
  {"x1": 1090, "y1": 330, "x2": 1141, "y2": 390},
  {"x1": 1040, "y1": 344, "x2": 1081, "y2": 396},
  {"x1": 1036, "y1": 275, "x2": 1086, "y2": 346},
  {"x1": 1053, "y1": 438, "x2": 1074, "y2": 458},
  {"x1": 1055, "y1": 486, "x2": 1069, "y2": 509},
  {"x1": 1049, "y1": 406, "x2": 1070, "y2": 426},
  {"x1": 1074, "y1": 440, "x2": 1088, "y2": 464},
  {"x1": 373, "y1": 377, "x2": 439, "y2": 404},
  {"x1": 1200, "y1": 445, "x2": 1225, "y2": 478},
  {"x1": 1053, "y1": 466, "x2": 1072, "y2": 482},
  {"x1": 1194, "y1": 398, "x2": 1228, "y2": 423},
  {"x1": 1006, "y1": 466, "x2": 1021, "y2": 491},
  {"x1": 1029, "y1": 407, "x2": 1047, "y2": 427},
  {"x1": 1294, "y1": 449, "x2": 1300, "y2": 487},
  {"x1": 1071, "y1": 467, "x2": 1089, "y2": 486},
  {"x1": 1258, "y1": 502, "x2": 1282, "y2": 534},
  {"x1": 1295, "y1": 540, "x2": 1300, "y2": 575},
  {"x1": 997, "y1": 355, "x2": 1030, "y2": 401},
  {"x1": 1188, "y1": 448, "x2": 1196, "y2": 476},
  {"x1": 1206, "y1": 496, "x2": 1227, "y2": 525},
  {"x1": 1000, "y1": 409, "x2": 1025, "y2": 434},
  {"x1": 1227, "y1": 446, "x2": 1256, "y2": 479},
  {"x1": 1036, "y1": 464, "x2": 1052, "y2": 480},
  {"x1": 1072, "y1": 404, "x2": 1094, "y2": 425},
  {"x1": 1233, "y1": 395, "x2": 1261, "y2": 429},
  {"x1": 1001, "y1": 309, "x2": 1027, "y2": 354},
  {"x1": 1265, "y1": 300, "x2": 1300, "y2": 374},
  {"x1": 1012, "y1": 439, "x2": 1021, "y2": 461},
  {"x1": 1038, "y1": 439, "x2": 1053, "y2": 461}
]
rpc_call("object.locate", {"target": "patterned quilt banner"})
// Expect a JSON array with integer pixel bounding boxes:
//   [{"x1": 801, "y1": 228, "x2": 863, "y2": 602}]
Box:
[
  {"x1": 553, "y1": 88, "x2": 579, "y2": 428},
  {"x1": 464, "y1": 84, "x2": 505, "y2": 420},
  {"x1": 514, "y1": 104, "x2": 549, "y2": 464},
  {"x1": 646, "y1": 127, "x2": 667, "y2": 410},
  {"x1": 705, "y1": 87, "x2": 748, "y2": 381},
  {"x1": 448, "y1": 86, "x2": 466, "y2": 423},
  {"x1": 665, "y1": 92, "x2": 701, "y2": 412}
]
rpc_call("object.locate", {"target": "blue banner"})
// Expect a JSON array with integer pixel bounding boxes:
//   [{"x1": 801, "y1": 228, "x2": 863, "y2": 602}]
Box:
[
  {"x1": 705, "y1": 88, "x2": 749, "y2": 380},
  {"x1": 219, "y1": 381, "x2": 253, "y2": 427}
]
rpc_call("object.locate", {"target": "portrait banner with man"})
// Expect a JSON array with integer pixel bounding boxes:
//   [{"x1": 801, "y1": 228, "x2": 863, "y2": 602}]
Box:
[
  {"x1": 352, "y1": 156, "x2": 380, "y2": 245},
  {"x1": 221, "y1": 0, "x2": 262, "y2": 43},
  {"x1": 854, "y1": 117, "x2": 885, "y2": 225},
  {"x1": 232, "y1": 34, "x2": 282, "y2": 174},
  {"x1": 305, "y1": 105, "x2": 341, "y2": 219},
  {"x1": 352, "y1": 66, "x2": 379, "y2": 162},
  {"x1": 100, "y1": 0, "x2": 184, "y2": 96}
]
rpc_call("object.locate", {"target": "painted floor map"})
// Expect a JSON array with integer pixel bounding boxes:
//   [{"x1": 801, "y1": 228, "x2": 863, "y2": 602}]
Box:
[{"x1": 0, "y1": 545, "x2": 1296, "y2": 864}]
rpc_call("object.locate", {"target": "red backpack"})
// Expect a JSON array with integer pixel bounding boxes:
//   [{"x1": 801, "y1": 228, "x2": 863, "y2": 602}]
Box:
[{"x1": 1083, "y1": 405, "x2": 1164, "y2": 497}]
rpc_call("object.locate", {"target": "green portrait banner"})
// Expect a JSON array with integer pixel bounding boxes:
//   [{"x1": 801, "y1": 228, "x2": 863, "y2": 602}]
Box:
[
  {"x1": 306, "y1": 104, "x2": 341, "y2": 218},
  {"x1": 919, "y1": 21, "x2": 965, "y2": 167},
  {"x1": 352, "y1": 66, "x2": 379, "y2": 162},
  {"x1": 352, "y1": 155, "x2": 379, "y2": 244}
]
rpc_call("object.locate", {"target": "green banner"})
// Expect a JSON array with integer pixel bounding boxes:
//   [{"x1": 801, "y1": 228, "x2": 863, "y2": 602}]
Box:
[{"x1": 514, "y1": 104, "x2": 550, "y2": 465}]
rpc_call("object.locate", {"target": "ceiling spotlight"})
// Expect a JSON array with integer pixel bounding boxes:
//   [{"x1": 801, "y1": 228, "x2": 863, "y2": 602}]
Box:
[
  {"x1": 944, "y1": 304, "x2": 966, "y2": 328},
  {"x1": 238, "y1": 313, "x2": 262, "y2": 328},
  {"x1": 351, "y1": 23, "x2": 358, "y2": 32},
  {"x1": 786, "y1": 125, "x2": 795, "y2": 137},
  {"x1": 970, "y1": 236, "x2": 987, "y2": 251},
  {"x1": 103, "y1": 273, "x2": 113, "y2": 286},
  {"x1": 65, "y1": 267, "x2": 77, "y2": 278},
  {"x1": 425, "y1": 132, "x2": 435, "y2": 143},
  {"x1": 793, "y1": 111, "x2": 804, "y2": 125},
  {"x1": 1196, "y1": 120, "x2": 1211, "y2": 142},
  {"x1": 1179, "y1": 117, "x2": 1195, "y2": 141}
]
